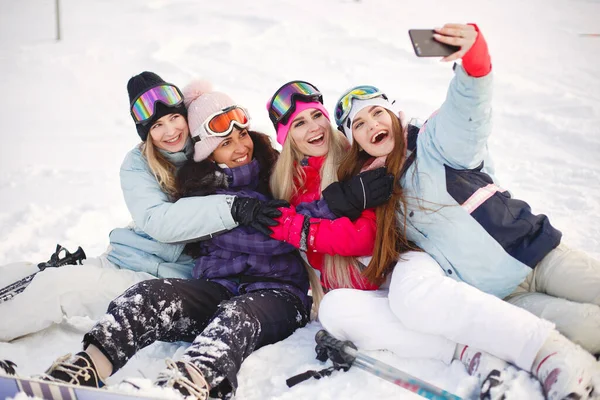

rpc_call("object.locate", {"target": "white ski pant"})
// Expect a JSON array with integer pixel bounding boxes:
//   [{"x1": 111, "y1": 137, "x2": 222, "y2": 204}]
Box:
[
  {"x1": 0, "y1": 253, "x2": 153, "y2": 342},
  {"x1": 319, "y1": 251, "x2": 554, "y2": 371},
  {"x1": 504, "y1": 243, "x2": 600, "y2": 354}
]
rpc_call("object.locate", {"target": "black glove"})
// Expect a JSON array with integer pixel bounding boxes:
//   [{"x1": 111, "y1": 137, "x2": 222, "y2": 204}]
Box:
[
  {"x1": 230, "y1": 197, "x2": 290, "y2": 236},
  {"x1": 322, "y1": 167, "x2": 394, "y2": 221}
]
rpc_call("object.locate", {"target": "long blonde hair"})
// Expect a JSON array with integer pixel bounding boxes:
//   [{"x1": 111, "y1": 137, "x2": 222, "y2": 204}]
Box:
[
  {"x1": 270, "y1": 125, "x2": 365, "y2": 308},
  {"x1": 141, "y1": 136, "x2": 178, "y2": 198}
]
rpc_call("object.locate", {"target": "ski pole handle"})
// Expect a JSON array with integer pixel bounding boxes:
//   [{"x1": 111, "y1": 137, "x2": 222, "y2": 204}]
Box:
[
  {"x1": 37, "y1": 244, "x2": 87, "y2": 270},
  {"x1": 315, "y1": 330, "x2": 357, "y2": 364}
]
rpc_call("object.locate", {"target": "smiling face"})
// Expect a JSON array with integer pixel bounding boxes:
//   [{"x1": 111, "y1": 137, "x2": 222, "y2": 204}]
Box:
[
  {"x1": 149, "y1": 113, "x2": 189, "y2": 152},
  {"x1": 210, "y1": 127, "x2": 254, "y2": 168},
  {"x1": 288, "y1": 108, "x2": 331, "y2": 157},
  {"x1": 351, "y1": 106, "x2": 395, "y2": 157}
]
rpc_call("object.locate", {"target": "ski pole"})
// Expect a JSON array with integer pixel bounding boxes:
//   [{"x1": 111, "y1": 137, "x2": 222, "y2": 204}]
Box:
[
  {"x1": 0, "y1": 245, "x2": 86, "y2": 304},
  {"x1": 315, "y1": 330, "x2": 462, "y2": 400},
  {"x1": 0, "y1": 275, "x2": 36, "y2": 301}
]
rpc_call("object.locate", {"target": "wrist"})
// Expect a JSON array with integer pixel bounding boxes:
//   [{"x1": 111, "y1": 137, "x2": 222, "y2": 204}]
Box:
[
  {"x1": 298, "y1": 216, "x2": 311, "y2": 252},
  {"x1": 285, "y1": 214, "x2": 309, "y2": 250},
  {"x1": 462, "y1": 24, "x2": 492, "y2": 78},
  {"x1": 226, "y1": 195, "x2": 236, "y2": 211}
]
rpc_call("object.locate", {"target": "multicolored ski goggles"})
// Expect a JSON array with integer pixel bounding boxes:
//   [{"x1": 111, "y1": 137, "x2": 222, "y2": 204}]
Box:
[
  {"x1": 268, "y1": 81, "x2": 323, "y2": 126},
  {"x1": 130, "y1": 84, "x2": 184, "y2": 124},
  {"x1": 196, "y1": 106, "x2": 251, "y2": 142},
  {"x1": 334, "y1": 85, "x2": 385, "y2": 127}
]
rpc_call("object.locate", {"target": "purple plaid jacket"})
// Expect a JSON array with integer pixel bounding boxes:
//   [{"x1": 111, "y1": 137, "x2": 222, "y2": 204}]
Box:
[{"x1": 191, "y1": 159, "x2": 309, "y2": 307}]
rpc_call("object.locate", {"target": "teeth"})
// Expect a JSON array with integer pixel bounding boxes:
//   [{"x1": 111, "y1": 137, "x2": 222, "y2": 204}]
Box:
[
  {"x1": 235, "y1": 155, "x2": 248, "y2": 163},
  {"x1": 165, "y1": 134, "x2": 180, "y2": 143},
  {"x1": 308, "y1": 134, "x2": 324, "y2": 143},
  {"x1": 371, "y1": 131, "x2": 387, "y2": 143}
]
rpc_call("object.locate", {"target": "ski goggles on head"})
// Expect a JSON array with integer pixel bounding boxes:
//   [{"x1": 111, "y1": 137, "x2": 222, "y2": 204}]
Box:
[
  {"x1": 198, "y1": 106, "x2": 251, "y2": 141},
  {"x1": 130, "y1": 84, "x2": 184, "y2": 124},
  {"x1": 268, "y1": 81, "x2": 323, "y2": 126},
  {"x1": 334, "y1": 85, "x2": 385, "y2": 127}
]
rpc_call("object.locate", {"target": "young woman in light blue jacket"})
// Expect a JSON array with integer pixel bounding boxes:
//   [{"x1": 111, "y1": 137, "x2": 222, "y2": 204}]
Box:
[
  {"x1": 0, "y1": 72, "x2": 284, "y2": 342},
  {"x1": 322, "y1": 23, "x2": 600, "y2": 400}
]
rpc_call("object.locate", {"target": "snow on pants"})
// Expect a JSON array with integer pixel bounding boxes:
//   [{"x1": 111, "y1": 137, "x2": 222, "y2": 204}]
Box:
[
  {"x1": 504, "y1": 243, "x2": 600, "y2": 354},
  {"x1": 84, "y1": 278, "x2": 309, "y2": 398},
  {"x1": 0, "y1": 255, "x2": 153, "y2": 342},
  {"x1": 320, "y1": 251, "x2": 554, "y2": 371}
]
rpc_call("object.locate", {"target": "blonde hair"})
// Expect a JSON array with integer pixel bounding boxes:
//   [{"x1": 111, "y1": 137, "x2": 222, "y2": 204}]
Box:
[
  {"x1": 141, "y1": 136, "x2": 178, "y2": 198},
  {"x1": 270, "y1": 125, "x2": 365, "y2": 310}
]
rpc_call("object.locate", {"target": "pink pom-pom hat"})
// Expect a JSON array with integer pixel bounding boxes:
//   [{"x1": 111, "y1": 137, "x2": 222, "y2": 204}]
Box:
[{"x1": 183, "y1": 80, "x2": 239, "y2": 162}]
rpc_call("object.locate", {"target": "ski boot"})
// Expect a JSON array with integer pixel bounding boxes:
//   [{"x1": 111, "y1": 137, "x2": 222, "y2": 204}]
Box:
[
  {"x1": 458, "y1": 345, "x2": 511, "y2": 385},
  {"x1": 42, "y1": 352, "x2": 102, "y2": 388},
  {"x1": 533, "y1": 330, "x2": 598, "y2": 400},
  {"x1": 456, "y1": 345, "x2": 517, "y2": 400},
  {"x1": 155, "y1": 359, "x2": 210, "y2": 400}
]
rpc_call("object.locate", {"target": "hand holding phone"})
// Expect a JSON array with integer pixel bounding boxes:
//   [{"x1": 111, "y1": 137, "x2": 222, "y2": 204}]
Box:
[
  {"x1": 408, "y1": 29, "x2": 460, "y2": 58},
  {"x1": 409, "y1": 24, "x2": 478, "y2": 61}
]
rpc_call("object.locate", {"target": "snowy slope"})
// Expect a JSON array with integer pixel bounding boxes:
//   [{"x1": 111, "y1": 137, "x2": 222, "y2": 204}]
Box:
[{"x1": 0, "y1": 0, "x2": 599, "y2": 399}]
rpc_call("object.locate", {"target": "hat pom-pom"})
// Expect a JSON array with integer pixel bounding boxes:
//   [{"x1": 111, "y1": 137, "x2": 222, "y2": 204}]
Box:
[{"x1": 183, "y1": 80, "x2": 214, "y2": 107}]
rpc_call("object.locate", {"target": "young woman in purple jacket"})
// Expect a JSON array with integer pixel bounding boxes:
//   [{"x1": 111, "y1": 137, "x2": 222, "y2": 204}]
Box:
[{"x1": 38, "y1": 80, "x2": 315, "y2": 400}]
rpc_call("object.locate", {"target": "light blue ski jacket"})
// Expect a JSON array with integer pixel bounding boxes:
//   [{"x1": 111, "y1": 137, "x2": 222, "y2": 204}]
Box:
[
  {"x1": 400, "y1": 65, "x2": 561, "y2": 298},
  {"x1": 107, "y1": 141, "x2": 238, "y2": 278}
]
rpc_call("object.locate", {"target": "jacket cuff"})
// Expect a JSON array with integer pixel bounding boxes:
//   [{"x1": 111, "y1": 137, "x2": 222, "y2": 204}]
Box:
[
  {"x1": 286, "y1": 214, "x2": 309, "y2": 249},
  {"x1": 462, "y1": 24, "x2": 492, "y2": 78}
]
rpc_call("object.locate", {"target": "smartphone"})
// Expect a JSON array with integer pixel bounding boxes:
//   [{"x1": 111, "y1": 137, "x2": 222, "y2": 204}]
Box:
[{"x1": 408, "y1": 29, "x2": 460, "y2": 57}]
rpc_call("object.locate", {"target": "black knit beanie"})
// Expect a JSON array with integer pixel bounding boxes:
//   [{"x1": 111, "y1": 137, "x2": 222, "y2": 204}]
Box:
[{"x1": 127, "y1": 71, "x2": 187, "y2": 141}]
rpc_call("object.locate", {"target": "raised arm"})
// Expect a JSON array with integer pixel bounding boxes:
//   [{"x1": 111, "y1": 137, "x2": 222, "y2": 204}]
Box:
[{"x1": 420, "y1": 23, "x2": 494, "y2": 169}]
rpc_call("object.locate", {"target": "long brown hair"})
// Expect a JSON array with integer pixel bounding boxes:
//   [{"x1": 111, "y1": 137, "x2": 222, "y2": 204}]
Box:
[{"x1": 338, "y1": 110, "x2": 418, "y2": 286}]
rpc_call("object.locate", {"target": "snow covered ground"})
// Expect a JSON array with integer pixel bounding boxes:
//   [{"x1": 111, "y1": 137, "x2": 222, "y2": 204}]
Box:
[{"x1": 0, "y1": 0, "x2": 598, "y2": 398}]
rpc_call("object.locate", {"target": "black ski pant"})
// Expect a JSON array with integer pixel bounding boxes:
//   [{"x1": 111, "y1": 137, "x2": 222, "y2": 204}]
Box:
[{"x1": 83, "y1": 278, "x2": 309, "y2": 398}]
